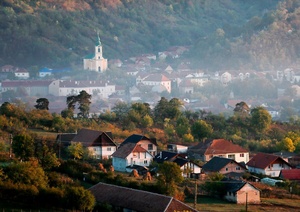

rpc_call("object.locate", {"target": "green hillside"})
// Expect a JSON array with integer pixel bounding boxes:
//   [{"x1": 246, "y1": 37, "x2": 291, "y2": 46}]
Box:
[{"x1": 2, "y1": 0, "x2": 298, "y2": 71}]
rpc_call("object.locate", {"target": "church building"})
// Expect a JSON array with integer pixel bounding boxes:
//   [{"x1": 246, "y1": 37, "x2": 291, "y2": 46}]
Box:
[{"x1": 83, "y1": 33, "x2": 108, "y2": 72}]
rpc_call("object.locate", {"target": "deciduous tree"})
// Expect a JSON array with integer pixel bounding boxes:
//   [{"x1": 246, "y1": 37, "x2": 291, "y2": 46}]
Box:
[
  {"x1": 156, "y1": 161, "x2": 183, "y2": 196},
  {"x1": 35, "y1": 98, "x2": 49, "y2": 110},
  {"x1": 250, "y1": 106, "x2": 272, "y2": 133},
  {"x1": 191, "y1": 120, "x2": 213, "y2": 141},
  {"x1": 12, "y1": 134, "x2": 35, "y2": 161}
]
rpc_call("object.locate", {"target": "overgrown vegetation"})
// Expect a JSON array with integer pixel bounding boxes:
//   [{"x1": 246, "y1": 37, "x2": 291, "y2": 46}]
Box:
[{"x1": 3, "y1": 0, "x2": 299, "y2": 71}]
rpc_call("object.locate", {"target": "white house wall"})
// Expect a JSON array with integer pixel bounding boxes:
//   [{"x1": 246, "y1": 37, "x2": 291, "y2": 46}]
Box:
[
  {"x1": 225, "y1": 184, "x2": 260, "y2": 204},
  {"x1": 88, "y1": 146, "x2": 116, "y2": 160},
  {"x1": 127, "y1": 151, "x2": 153, "y2": 167}
]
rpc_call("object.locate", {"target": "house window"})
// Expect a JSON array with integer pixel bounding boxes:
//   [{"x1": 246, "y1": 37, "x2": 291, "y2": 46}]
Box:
[
  {"x1": 107, "y1": 147, "x2": 111, "y2": 151},
  {"x1": 145, "y1": 152, "x2": 147, "y2": 159},
  {"x1": 228, "y1": 154, "x2": 235, "y2": 159},
  {"x1": 93, "y1": 148, "x2": 97, "y2": 151},
  {"x1": 148, "y1": 144, "x2": 153, "y2": 150},
  {"x1": 240, "y1": 153, "x2": 244, "y2": 157},
  {"x1": 144, "y1": 160, "x2": 148, "y2": 164},
  {"x1": 225, "y1": 168, "x2": 228, "y2": 171},
  {"x1": 236, "y1": 167, "x2": 241, "y2": 170}
]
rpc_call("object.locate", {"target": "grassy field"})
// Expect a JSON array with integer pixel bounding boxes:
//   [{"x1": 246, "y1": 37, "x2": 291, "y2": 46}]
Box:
[{"x1": 186, "y1": 196, "x2": 300, "y2": 212}]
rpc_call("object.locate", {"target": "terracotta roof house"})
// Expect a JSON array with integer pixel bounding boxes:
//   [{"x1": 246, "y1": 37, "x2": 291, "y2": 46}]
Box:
[
  {"x1": 246, "y1": 152, "x2": 293, "y2": 177},
  {"x1": 112, "y1": 134, "x2": 158, "y2": 172},
  {"x1": 70, "y1": 128, "x2": 117, "y2": 160},
  {"x1": 222, "y1": 179, "x2": 260, "y2": 204},
  {"x1": 279, "y1": 169, "x2": 300, "y2": 182},
  {"x1": 188, "y1": 139, "x2": 249, "y2": 163},
  {"x1": 153, "y1": 151, "x2": 202, "y2": 178},
  {"x1": 138, "y1": 73, "x2": 172, "y2": 93},
  {"x1": 89, "y1": 182, "x2": 198, "y2": 212},
  {"x1": 202, "y1": 157, "x2": 247, "y2": 175}
]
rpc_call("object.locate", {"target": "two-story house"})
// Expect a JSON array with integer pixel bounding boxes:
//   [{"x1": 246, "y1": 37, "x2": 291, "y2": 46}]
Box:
[
  {"x1": 112, "y1": 134, "x2": 157, "y2": 172},
  {"x1": 188, "y1": 139, "x2": 249, "y2": 163},
  {"x1": 246, "y1": 152, "x2": 293, "y2": 177},
  {"x1": 202, "y1": 157, "x2": 247, "y2": 175},
  {"x1": 70, "y1": 128, "x2": 117, "y2": 160}
]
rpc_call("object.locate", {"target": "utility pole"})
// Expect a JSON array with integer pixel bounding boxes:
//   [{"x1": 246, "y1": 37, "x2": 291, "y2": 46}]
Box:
[
  {"x1": 9, "y1": 134, "x2": 13, "y2": 158},
  {"x1": 245, "y1": 192, "x2": 248, "y2": 212},
  {"x1": 194, "y1": 176, "x2": 197, "y2": 209}
]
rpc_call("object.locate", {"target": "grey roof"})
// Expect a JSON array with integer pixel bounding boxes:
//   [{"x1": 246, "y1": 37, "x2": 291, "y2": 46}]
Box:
[
  {"x1": 111, "y1": 143, "x2": 137, "y2": 159},
  {"x1": 89, "y1": 182, "x2": 199, "y2": 212},
  {"x1": 153, "y1": 151, "x2": 178, "y2": 163},
  {"x1": 221, "y1": 179, "x2": 259, "y2": 193},
  {"x1": 121, "y1": 134, "x2": 157, "y2": 147},
  {"x1": 202, "y1": 157, "x2": 246, "y2": 172},
  {"x1": 71, "y1": 128, "x2": 116, "y2": 147}
]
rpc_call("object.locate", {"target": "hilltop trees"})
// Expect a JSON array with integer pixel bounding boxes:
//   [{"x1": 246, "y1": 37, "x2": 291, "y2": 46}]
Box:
[
  {"x1": 250, "y1": 106, "x2": 272, "y2": 133},
  {"x1": 66, "y1": 90, "x2": 92, "y2": 118},
  {"x1": 35, "y1": 98, "x2": 49, "y2": 110},
  {"x1": 12, "y1": 134, "x2": 35, "y2": 161},
  {"x1": 191, "y1": 120, "x2": 213, "y2": 141}
]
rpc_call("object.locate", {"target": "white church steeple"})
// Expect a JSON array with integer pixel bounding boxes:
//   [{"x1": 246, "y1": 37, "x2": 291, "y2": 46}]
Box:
[{"x1": 83, "y1": 31, "x2": 108, "y2": 72}]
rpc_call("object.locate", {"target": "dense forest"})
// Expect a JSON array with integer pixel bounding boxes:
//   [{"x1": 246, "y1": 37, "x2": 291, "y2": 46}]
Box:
[{"x1": 2, "y1": 0, "x2": 300, "y2": 71}]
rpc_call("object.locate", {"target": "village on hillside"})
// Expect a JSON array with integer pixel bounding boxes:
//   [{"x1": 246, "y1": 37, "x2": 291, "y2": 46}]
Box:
[
  {"x1": 1, "y1": 34, "x2": 300, "y2": 122},
  {"x1": 1, "y1": 35, "x2": 300, "y2": 211}
]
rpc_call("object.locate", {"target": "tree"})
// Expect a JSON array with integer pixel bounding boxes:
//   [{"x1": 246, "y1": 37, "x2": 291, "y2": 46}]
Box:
[
  {"x1": 154, "y1": 97, "x2": 182, "y2": 123},
  {"x1": 35, "y1": 98, "x2": 49, "y2": 110},
  {"x1": 5, "y1": 159, "x2": 48, "y2": 188},
  {"x1": 175, "y1": 116, "x2": 190, "y2": 138},
  {"x1": 141, "y1": 114, "x2": 153, "y2": 128},
  {"x1": 35, "y1": 139, "x2": 61, "y2": 170},
  {"x1": 66, "y1": 91, "x2": 92, "y2": 118},
  {"x1": 65, "y1": 186, "x2": 95, "y2": 211},
  {"x1": 67, "y1": 142, "x2": 84, "y2": 160},
  {"x1": 77, "y1": 90, "x2": 92, "y2": 118},
  {"x1": 250, "y1": 107, "x2": 272, "y2": 133},
  {"x1": 12, "y1": 134, "x2": 35, "y2": 161},
  {"x1": 191, "y1": 120, "x2": 213, "y2": 141},
  {"x1": 112, "y1": 101, "x2": 130, "y2": 121},
  {"x1": 281, "y1": 137, "x2": 296, "y2": 152},
  {"x1": 156, "y1": 161, "x2": 184, "y2": 196}
]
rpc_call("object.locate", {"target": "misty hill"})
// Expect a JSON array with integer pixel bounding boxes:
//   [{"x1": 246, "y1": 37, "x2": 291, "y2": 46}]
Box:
[{"x1": 1, "y1": 0, "x2": 300, "y2": 71}]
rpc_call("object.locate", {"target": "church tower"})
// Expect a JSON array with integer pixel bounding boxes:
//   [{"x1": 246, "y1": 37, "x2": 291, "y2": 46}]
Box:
[{"x1": 83, "y1": 32, "x2": 108, "y2": 72}]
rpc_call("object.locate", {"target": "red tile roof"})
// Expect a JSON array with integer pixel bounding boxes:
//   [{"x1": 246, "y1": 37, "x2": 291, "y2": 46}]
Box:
[
  {"x1": 280, "y1": 169, "x2": 300, "y2": 180},
  {"x1": 144, "y1": 73, "x2": 170, "y2": 82},
  {"x1": 189, "y1": 139, "x2": 248, "y2": 155},
  {"x1": 247, "y1": 152, "x2": 292, "y2": 169},
  {"x1": 279, "y1": 169, "x2": 300, "y2": 180}
]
